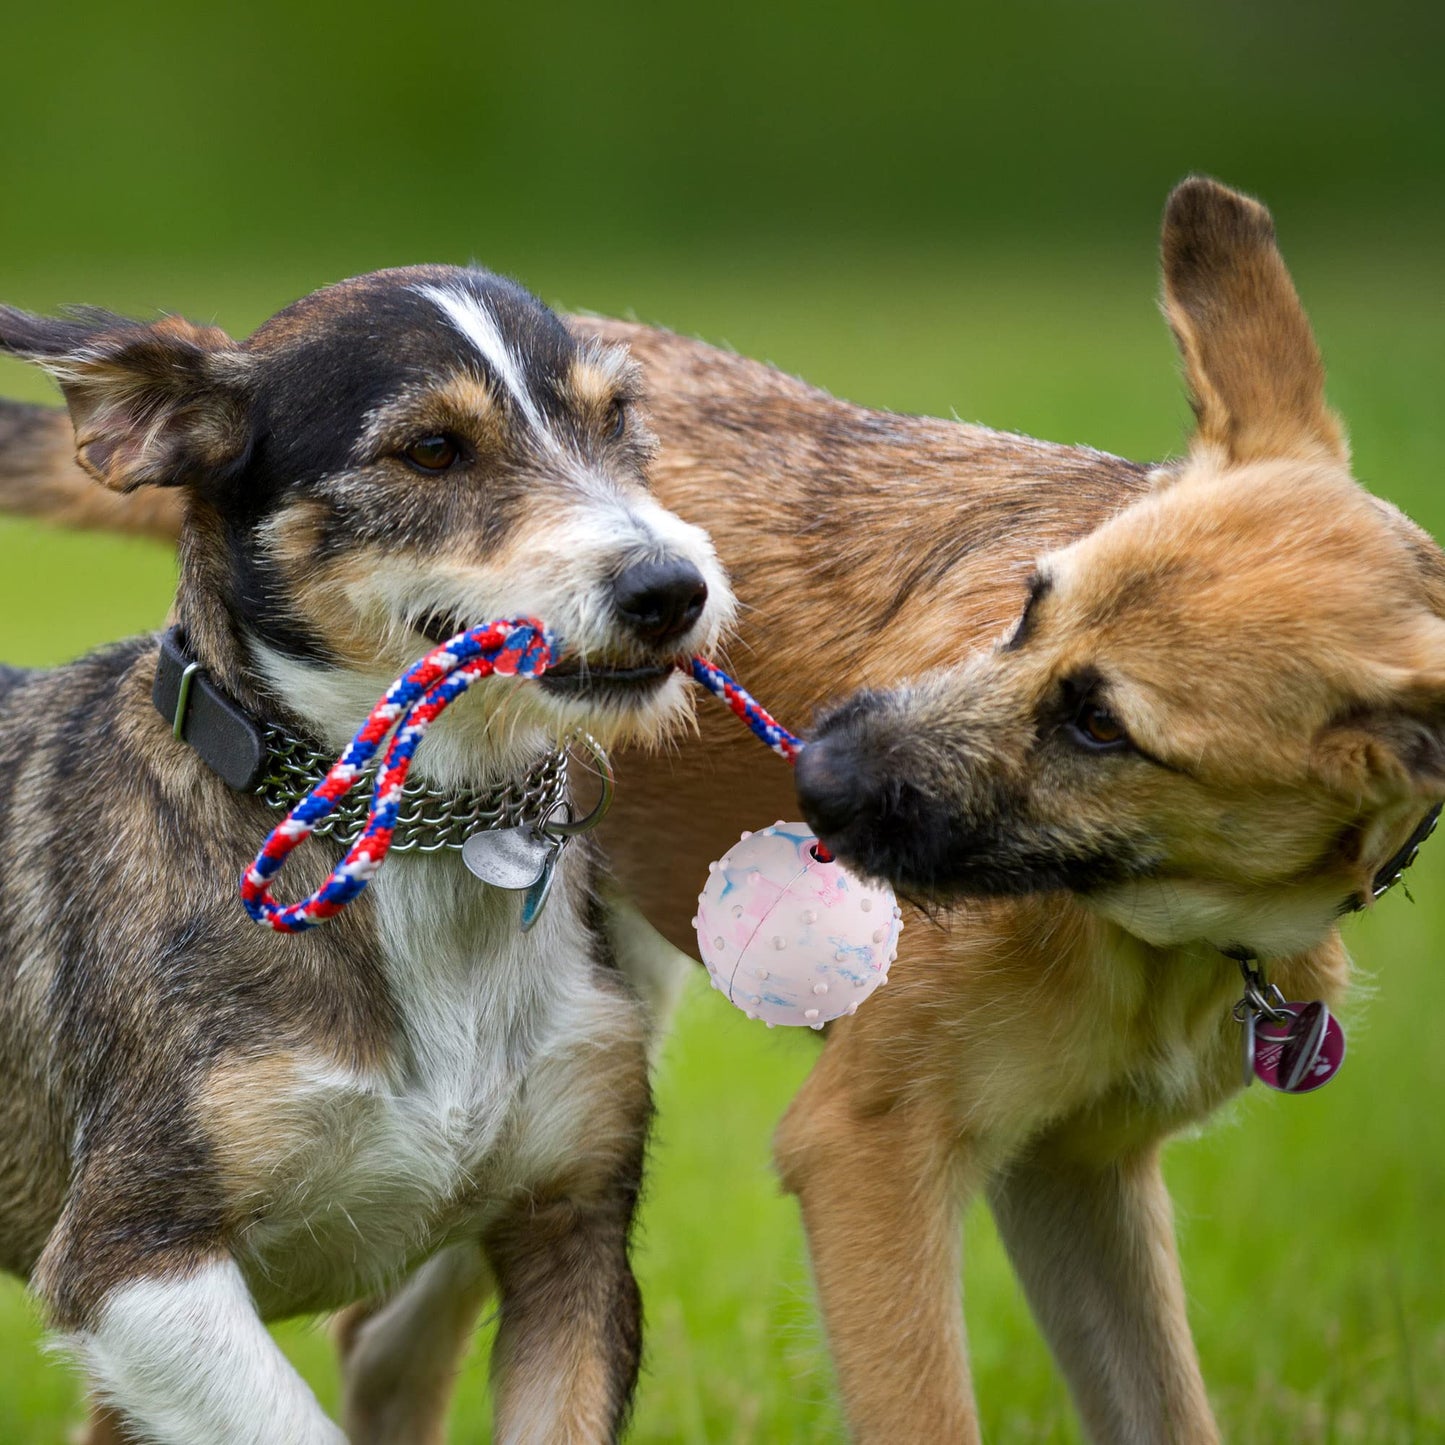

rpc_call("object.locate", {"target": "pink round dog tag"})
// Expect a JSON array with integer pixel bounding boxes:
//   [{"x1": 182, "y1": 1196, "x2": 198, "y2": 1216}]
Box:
[{"x1": 1252, "y1": 1001, "x2": 1345, "y2": 1093}]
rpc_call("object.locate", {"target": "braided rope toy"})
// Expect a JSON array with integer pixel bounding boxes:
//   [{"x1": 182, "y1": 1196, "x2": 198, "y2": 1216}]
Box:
[
  {"x1": 237, "y1": 625, "x2": 864, "y2": 980},
  {"x1": 688, "y1": 656, "x2": 804, "y2": 763},
  {"x1": 241, "y1": 618, "x2": 555, "y2": 932},
  {"x1": 687, "y1": 655, "x2": 832, "y2": 864}
]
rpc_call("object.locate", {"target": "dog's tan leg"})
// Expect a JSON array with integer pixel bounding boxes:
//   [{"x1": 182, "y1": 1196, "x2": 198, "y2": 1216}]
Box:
[
  {"x1": 335, "y1": 1243, "x2": 493, "y2": 1445},
  {"x1": 483, "y1": 1197, "x2": 642, "y2": 1445},
  {"x1": 987, "y1": 1140, "x2": 1219, "y2": 1445},
  {"x1": 774, "y1": 1052, "x2": 980, "y2": 1445}
]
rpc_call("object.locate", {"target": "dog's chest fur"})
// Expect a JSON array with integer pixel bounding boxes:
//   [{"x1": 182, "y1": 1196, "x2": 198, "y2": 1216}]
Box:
[{"x1": 207, "y1": 849, "x2": 632, "y2": 1318}]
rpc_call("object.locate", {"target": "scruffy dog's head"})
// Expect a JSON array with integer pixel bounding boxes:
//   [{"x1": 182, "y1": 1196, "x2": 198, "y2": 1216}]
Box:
[
  {"x1": 0, "y1": 267, "x2": 733, "y2": 774},
  {"x1": 797, "y1": 178, "x2": 1445, "y2": 958}
]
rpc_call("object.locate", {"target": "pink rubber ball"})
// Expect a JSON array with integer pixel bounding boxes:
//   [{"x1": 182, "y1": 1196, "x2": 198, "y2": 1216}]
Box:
[{"x1": 693, "y1": 822, "x2": 903, "y2": 1029}]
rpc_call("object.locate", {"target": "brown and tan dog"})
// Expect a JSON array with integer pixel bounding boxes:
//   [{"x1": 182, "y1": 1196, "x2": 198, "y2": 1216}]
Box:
[{"x1": 6, "y1": 179, "x2": 1438, "y2": 1443}]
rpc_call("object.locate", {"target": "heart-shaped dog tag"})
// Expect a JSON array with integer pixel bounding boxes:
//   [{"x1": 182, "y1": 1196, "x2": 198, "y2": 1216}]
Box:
[
  {"x1": 520, "y1": 849, "x2": 561, "y2": 932},
  {"x1": 462, "y1": 826, "x2": 554, "y2": 891},
  {"x1": 1253, "y1": 1001, "x2": 1346, "y2": 1094}
]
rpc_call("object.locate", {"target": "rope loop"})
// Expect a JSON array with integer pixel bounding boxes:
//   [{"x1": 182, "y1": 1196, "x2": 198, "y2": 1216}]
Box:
[{"x1": 240, "y1": 619, "x2": 556, "y2": 932}]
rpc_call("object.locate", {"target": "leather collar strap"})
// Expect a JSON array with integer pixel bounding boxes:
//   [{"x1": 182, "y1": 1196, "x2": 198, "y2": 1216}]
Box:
[
  {"x1": 1347, "y1": 801, "x2": 1443, "y2": 913},
  {"x1": 152, "y1": 626, "x2": 267, "y2": 790}
]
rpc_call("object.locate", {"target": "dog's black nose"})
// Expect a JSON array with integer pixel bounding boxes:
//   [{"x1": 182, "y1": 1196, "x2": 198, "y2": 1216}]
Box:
[
  {"x1": 612, "y1": 559, "x2": 708, "y2": 646},
  {"x1": 795, "y1": 734, "x2": 869, "y2": 839}
]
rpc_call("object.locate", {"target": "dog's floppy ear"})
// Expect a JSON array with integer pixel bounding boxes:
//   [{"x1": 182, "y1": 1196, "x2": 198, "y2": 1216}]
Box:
[
  {"x1": 1161, "y1": 176, "x2": 1347, "y2": 468},
  {"x1": 0, "y1": 306, "x2": 252, "y2": 493},
  {"x1": 1315, "y1": 665, "x2": 1445, "y2": 807}
]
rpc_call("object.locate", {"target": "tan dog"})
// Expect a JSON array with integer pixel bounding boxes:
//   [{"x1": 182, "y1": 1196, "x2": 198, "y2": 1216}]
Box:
[{"x1": 5, "y1": 179, "x2": 1437, "y2": 1443}]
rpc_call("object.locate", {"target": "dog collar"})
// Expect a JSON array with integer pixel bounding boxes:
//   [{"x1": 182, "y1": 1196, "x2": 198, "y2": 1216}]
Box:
[
  {"x1": 1342, "y1": 802, "x2": 1442, "y2": 913},
  {"x1": 1220, "y1": 801, "x2": 1440, "y2": 1095},
  {"x1": 1219, "y1": 799, "x2": 1442, "y2": 968},
  {"x1": 153, "y1": 626, "x2": 570, "y2": 851}
]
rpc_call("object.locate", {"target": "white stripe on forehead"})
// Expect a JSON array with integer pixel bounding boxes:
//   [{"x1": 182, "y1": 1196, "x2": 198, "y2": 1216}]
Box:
[{"x1": 414, "y1": 282, "x2": 555, "y2": 447}]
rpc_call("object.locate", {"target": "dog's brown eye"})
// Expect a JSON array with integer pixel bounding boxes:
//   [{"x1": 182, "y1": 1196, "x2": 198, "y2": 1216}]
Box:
[
  {"x1": 1076, "y1": 703, "x2": 1127, "y2": 748},
  {"x1": 605, "y1": 400, "x2": 627, "y2": 441},
  {"x1": 402, "y1": 435, "x2": 460, "y2": 472}
]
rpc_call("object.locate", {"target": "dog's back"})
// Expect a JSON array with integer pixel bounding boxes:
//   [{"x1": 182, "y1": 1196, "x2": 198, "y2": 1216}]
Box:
[
  {"x1": 575, "y1": 319, "x2": 1154, "y2": 947},
  {"x1": 0, "y1": 662, "x2": 31, "y2": 701}
]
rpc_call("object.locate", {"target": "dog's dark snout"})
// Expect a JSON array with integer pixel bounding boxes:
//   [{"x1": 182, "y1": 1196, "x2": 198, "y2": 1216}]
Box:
[
  {"x1": 795, "y1": 733, "x2": 870, "y2": 840},
  {"x1": 611, "y1": 558, "x2": 708, "y2": 646}
]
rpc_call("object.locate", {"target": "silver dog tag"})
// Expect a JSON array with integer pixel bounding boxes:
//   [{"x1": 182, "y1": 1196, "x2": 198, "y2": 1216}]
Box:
[{"x1": 462, "y1": 826, "x2": 554, "y2": 890}]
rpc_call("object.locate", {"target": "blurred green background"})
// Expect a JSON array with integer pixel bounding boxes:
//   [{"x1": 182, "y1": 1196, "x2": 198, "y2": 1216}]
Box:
[{"x1": 0, "y1": 2, "x2": 1442, "y2": 1441}]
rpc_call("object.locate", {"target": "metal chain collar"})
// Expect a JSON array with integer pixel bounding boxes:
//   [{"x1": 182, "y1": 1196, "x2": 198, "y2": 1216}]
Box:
[{"x1": 253, "y1": 724, "x2": 570, "y2": 853}]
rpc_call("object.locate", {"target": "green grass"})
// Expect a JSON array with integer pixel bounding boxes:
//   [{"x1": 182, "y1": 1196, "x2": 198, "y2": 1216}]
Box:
[{"x1": 0, "y1": 240, "x2": 1441, "y2": 1442}]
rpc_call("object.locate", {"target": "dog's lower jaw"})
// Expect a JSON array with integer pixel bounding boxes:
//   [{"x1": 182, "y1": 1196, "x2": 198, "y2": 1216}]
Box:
[
  {"x1": 1084, "y1": 874, "x2": 1353, "y2": 958},
  {"x1": 808, "y1": 817, "x2": 1149, "y2": 909},
  {"x1": 529, "y1": 667, "x2": 697, "y2": 752},
  {"x1": 250, "y1": 636, "x2": 696, "y2": 788}
]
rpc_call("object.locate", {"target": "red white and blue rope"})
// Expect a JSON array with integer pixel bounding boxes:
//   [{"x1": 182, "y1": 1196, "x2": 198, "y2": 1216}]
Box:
[
  {"x1": 241, "y1": 618, "x2": 556, "y2": 932},
  {"x1": 688, "y1": 655, "x2": 804, "y2": 763},
  {"x1": 686, "y1": 655, "x2": 829, "y2": 858},
  {"x1": 238, "y1": 624, "x2": 817, "y2": 932}
]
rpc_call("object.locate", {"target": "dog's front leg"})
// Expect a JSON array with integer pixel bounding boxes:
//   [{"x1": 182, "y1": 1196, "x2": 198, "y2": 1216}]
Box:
[
  {"x1": 774, "y1": 1053, "x2": 980, "y2": 1445},
  {"x1": 483, "y1": 1194, "x2": 643, "y2": 1445},
  {"x1": 334, "y1": 1242, "x2": 494, "y2": 1445},
  {"x1": 987, "y1": 1140, "x2": 1219, "y2": 1445},
  {"x1": 56, "y1": 1255, "x2": 344, "y2": 1445}
]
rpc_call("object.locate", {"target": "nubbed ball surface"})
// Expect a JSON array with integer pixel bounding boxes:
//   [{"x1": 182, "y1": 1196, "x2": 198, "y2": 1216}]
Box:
[{"x1": 693, "y1": 822, "x2": 903, "y2": 1029}]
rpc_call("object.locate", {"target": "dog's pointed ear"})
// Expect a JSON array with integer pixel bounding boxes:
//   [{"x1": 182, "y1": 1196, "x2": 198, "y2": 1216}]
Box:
[
  {"x1": 1161, "y1": 176, "x2": 1347, "y2": 468},
  {"x1": 0, "y1": 306, "x2": 252, "y2": 493}
]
